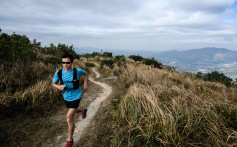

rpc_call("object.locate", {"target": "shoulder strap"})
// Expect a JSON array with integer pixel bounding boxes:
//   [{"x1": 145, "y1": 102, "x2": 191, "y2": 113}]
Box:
[
  {"x1": 57, "y1": 69, "x2": 63, "y2": 84},
  {"x1": 73, "y1": 68, "x2": 77, "y2": 80},
  {"x1": 72, "y1": 68, "x2": 80, "y2": 90}
]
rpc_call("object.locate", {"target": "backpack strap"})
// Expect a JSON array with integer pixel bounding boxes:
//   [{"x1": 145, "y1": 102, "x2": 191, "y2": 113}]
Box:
[
  {"x1": 72, "y1": 68, "x2": 80, "y2": 90},
  {"x1": 73, "y1": 68, "x2": 77, "y2": 81},
  {"x1": 57, "y1": 69, "x2": 63, "y2": 85},
  {"x1": 57, "y1": 68, "x2": 79, "y2": 90}
]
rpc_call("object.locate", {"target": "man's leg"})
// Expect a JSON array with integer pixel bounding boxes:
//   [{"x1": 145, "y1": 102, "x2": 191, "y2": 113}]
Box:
[
  {"x1": 76, "y1": 108, "x2": 83, "y2": 113},
  {"x1": 66, "y1": 108, "x2": 77, "y2": 141},
  {"x1": 76, "y1": 108, "x2": 87, "y2": 119}
]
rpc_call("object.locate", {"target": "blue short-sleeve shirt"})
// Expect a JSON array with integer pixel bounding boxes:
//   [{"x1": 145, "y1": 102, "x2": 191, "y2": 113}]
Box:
[{"x1": 52, "y1": 68, "x2": 86, "y2": 101}]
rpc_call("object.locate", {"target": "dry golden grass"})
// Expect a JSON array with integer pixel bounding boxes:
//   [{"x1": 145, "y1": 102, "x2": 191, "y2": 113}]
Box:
[
  {"x1": 0, "y1": 59, "x2": 60, "y2": 115},
  {"x1": 1, "y1": 57, "x2": 236, "y2": 146},
  {"x1": 112, "y1": 62, "x2": 237, "y2": 146},
  {"x1": 0, "y1": 60, "x2": 55, "y2": 92},
  {"x1": 0, "y1": 59, "x2": 88, "y2": 115},
  {"x1": 0, "y1": 58, "x2": 92, "y2": 146},
  {"x1": 0, "y1": 75, "x2": 61, "y2": 115}
]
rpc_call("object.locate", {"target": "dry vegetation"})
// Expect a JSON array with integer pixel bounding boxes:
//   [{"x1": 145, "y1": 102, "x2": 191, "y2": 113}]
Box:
[
  {"x1": 1, "y1": 42, "x2": 237, "y2": 146},
  {"x1": 0, "y1": 60, "x2": 64, "y2": 146},
  {"x1": 111, "y1": 62, "x2": 237, "y2": 146},
  {"x1": 0, "y1": 61, "x2": 59, "y2": 116},
  {"x1": 0, "y1": 58, "x2": 90, "y2": 116},
  {"x1": 0, "y1": 58, "x2": 93, "y2": 146}
]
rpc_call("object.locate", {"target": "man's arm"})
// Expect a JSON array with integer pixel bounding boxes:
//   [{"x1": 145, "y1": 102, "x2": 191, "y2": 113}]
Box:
[
  {"x1": 52, "y1": 83, "x2": 66, "y2": 91},
  {"x1": 52, "y1": 70, "x2": 65, "y2": 91},
  {"x1": 82, "y1": 72, "x2": 88, "y2": 90}
]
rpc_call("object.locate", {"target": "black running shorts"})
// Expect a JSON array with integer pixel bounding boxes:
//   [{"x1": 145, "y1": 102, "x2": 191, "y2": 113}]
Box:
[{"x1": 64, "y1": 99, "x2": 81, "y2": 108}]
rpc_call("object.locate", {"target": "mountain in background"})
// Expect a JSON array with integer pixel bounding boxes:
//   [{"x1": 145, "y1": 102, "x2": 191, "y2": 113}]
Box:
[
  {"x1": 76, "y1": 47, "x2": 237, "y2": 63},
  {"x1": 154, "y1": 47, "x2": 237, "y2": 79},
  {"x1": 75, "y1": 47, "x2": 162, "y2": 57},
  {"x1": 155, "y1": 47, "x2": 237, "y2": 64},
  {"x1": 75, "y1": 47, "x2": 237, "y2": 79}
]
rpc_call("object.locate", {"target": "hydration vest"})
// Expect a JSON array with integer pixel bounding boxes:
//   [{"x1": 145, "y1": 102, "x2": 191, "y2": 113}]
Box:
[{"x1": 57, "y1": 68, "x2": 80, "y2": 90}]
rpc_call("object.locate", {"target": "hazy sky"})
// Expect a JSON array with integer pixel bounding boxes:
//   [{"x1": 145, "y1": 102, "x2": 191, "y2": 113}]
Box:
[{"x1": 1, "y1": 0, "x2": 237, "y2": 51}]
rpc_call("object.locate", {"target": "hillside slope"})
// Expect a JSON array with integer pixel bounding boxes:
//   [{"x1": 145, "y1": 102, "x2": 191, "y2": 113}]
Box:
[
  {"x1": 77, "y1": 61, "x2": 237, "y2": 146},
  {"x1": 115, "y1": 62, "x2": 237, "y2": 146}
]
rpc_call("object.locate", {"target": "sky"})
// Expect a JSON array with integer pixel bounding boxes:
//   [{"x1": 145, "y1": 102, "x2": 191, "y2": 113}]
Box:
[{"x1": 1, "y1": 0, "x2": 237, "y2": 51}]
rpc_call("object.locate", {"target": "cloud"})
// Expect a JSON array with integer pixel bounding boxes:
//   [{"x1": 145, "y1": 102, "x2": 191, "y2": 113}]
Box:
[
  {"x1": 169, "y1": 0, "x2": 235, "y2": 13},
  {"x1": 0, "y1": 0, "x2": 237, "y2": 50}
]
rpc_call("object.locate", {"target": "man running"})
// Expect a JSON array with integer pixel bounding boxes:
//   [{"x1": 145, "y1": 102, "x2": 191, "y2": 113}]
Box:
[{"x1": 52, "y1": 52, "x2": 88, "y2": 147}]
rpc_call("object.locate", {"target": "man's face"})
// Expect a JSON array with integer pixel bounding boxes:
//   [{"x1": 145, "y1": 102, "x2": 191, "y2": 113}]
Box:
[{"x1": 62, "y1": 57, "x2": 72, "y2": 71}]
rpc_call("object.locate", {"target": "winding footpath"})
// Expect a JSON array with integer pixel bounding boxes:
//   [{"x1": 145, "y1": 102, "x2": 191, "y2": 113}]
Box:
[{"x1": 60, "y1": 68, "x2": 112, "y2": 146}]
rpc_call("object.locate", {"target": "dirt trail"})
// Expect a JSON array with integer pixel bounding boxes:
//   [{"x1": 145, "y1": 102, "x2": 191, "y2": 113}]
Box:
[{"x1": 59, "y1": 68, "x2": 112, "y2": 146}]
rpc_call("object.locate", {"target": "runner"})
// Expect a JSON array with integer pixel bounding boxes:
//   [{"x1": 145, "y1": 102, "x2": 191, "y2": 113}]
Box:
[{"x1": 52, "y1": 52, "x2": 88, "y2": 147}]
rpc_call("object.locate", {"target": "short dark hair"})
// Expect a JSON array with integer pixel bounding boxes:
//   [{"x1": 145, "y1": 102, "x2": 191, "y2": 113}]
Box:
[{"x1": 61, "y1": 52, "x2": 74, "y2": 62}]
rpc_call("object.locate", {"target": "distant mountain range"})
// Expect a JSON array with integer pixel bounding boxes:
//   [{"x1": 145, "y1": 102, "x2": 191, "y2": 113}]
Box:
[
  {"x1": 154, "y1": 47, "x2": 237, "y2": 79},
  {"x1": 76, "y1": 47, "x2": 237, "y2": 79},
  {"x1": 75, "y1": 47, "x2": 161, "y2": 57},
  {"x1": 155, "y1": 47, "x2": 237, "y2": 64},
  {"x1": 76, "y1": 47, "x2": 237, "y2": 63}
]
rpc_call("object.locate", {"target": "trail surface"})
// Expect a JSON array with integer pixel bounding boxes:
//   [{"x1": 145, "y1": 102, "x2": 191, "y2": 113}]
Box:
[{"x1": 59, "y1": 68, "x2": 112, "y2": 146}]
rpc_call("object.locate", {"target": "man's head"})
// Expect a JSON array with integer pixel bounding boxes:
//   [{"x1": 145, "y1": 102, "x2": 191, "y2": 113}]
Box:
[
  {"x1": 62, "y1": 52, "x2": 74, "y2": 62},
  {"x1": 61, "y1": 53, "x2": 74, "y2": 71}
]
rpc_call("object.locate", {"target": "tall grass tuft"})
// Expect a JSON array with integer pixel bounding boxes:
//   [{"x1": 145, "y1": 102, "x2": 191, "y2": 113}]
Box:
[
  {"x1": 0, "y1": 60, "x2": 55, "y2": 93},
  {"x1": 112, "y1": 63, "x2": 237, "y2": 146},
  {"x1": 0, "y1": 59, "x2": 59, "y2": 116},
  {"x1": 0, "y1": 75, "x2": 61, "y2": 116},
  {"x1": 0, "y1": 58, "x2": 90, "y2": 117}
]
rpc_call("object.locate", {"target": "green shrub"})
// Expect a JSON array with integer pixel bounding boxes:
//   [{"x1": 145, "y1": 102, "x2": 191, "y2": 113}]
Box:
[
  {"x1": 0, "y1": 33, "x2": 35, "y2": 62},
  {"x1": 143, "y1": 57, "x2": 162, "y2": 68},
  {"x1": 85, "y1": 62, "x2": 95, "y2": 67},
  {"x1": 45, "y1": 56, "x2": 60, "y2": 65},
  {"x1": 128, "y1": 55, "x2": 143, "y2": 62},
  {"x1": 114, "y1": 55, "x2": 125, "y2": 62},
  {"x1": 100, "y1": 59, "x2": 114, "y2": 69},
  {"x1": 196, "y1": 71, "x2": 232, "y2": 87},
  {"x1": 102, "y1": 52, "x2": 113, "y2": 58}
]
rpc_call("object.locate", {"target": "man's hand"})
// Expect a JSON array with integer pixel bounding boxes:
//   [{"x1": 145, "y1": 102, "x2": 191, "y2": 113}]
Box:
[
  {"x1": 81, "y1": 72, "x2": 88, "y2": 91},
  {"x1": 52, "y1": 83, "x2": 66, "y2": 91},
  {"x1": 58, "y1": 85, "x2": 66, "y2": 91},
  {"x1": 82, "y1": 82, "x2": 88, "y2": 90}
]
